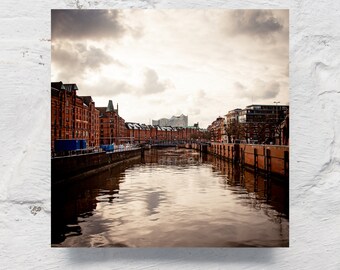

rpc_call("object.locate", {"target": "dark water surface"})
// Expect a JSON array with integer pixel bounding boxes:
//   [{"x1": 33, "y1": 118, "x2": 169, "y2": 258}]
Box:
[{"x1": 52, "y1": 148, "x2": 289, "y2": 247}]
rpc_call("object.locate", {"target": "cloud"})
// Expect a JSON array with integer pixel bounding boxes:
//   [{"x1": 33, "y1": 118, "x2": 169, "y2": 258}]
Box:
[
  {"x1": 188, "y1": 108, "x2": 201, "y2": 116},
  {"x1": 52, "y1": 10, "x2": 126, "y2": 40},
  {"x1": 234, "y1": 79, "x2": 280, "y2": 100},
  {"x1": 234, "y1": 82, "x2": 246, "y2": 91},
  {"x1": 228, "y1": 10, "x2": 285, "y2": 40},
  {"x1": 80, "y1": 77, "x2": 135, "y2": 97},
  {"x1": 77, "y1": 67, "x2": 173, "y2": 97},
  {"x1": 52, "y1": 42, "x2": 123, "y2": 81},
  {"x1": 284, "y1": 63, "x2": 289, "y2": 77},
  {"x1": 259, "y1": 81, "x2": 280, "y2": 99},
  {"x1": 142, "y1": 68, "x2": 172, "y2": 95},
  {"x1": 50, "y1": 10, "x2": 288, "y2": 129},
  {"x1": 197, "y1": 89, "x2": 206, "y2": 99},
  {"x1": 186, "y1": 89, "x2": 214, "y2": 118}
]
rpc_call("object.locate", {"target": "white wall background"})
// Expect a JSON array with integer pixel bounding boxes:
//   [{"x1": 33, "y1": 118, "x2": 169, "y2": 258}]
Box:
[{"x1": 1, "y1": 0, "x2": 340, "y2": 269}]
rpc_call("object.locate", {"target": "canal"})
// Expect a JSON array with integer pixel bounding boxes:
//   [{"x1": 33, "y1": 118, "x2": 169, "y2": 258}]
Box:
[{"x1": 52, "y1": 147, "x2": 289, "y2": 247}]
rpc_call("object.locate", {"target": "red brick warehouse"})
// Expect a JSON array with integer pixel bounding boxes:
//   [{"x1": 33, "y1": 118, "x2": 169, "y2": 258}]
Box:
[
  {"x1": 51, "y1": 81, "x2": 100, "y2": 151},
  {"x1": 96, "y1": 100, "x2": 126, "y2": 145}
]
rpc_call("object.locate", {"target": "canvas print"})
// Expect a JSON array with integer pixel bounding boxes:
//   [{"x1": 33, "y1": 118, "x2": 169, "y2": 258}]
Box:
[{"x1": 51, "y1": 9, "x2": 289, "y2": 247}]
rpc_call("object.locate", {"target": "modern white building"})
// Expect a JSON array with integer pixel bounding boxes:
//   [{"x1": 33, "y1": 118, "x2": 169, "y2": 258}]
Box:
[{"x1": 152, "y1": 114, "x2": 188, "y2": 128}]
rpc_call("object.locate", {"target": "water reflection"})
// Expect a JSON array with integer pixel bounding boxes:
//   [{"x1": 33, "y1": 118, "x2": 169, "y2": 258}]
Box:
[
  {"x1": 51, "y1": 160, "x2": 136, "y2": 244},
  {"x1": 210, "y1": 155, "x2": 289, "y2": 218},
  {"x1": 52, "y1": 148, "x2": 289, "y2": 247}
]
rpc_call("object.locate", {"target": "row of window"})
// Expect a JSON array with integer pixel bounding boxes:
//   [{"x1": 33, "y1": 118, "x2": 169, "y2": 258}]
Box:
[
  {"x1": 53, "y1": 109, "x2": 98, "y2": 123},
  {"x1": 75, "y1": 131, "x2": 88, "y2": 137}
]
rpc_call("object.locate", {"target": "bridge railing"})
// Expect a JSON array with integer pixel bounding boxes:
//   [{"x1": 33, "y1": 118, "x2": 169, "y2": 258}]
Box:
[{"x1": 147, "y1": 140, "x2": 208, "y2": 145}]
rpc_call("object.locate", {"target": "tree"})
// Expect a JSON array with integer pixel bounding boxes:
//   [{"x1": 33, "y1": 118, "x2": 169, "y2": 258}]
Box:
[{"x1": 225, "y1": 121, "x2": 244, "y2": 142}]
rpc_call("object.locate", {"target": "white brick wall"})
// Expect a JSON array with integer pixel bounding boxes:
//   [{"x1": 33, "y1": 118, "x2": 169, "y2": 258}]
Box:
[{"x1": 1, "y1": 0, "x2": 339, "y2": 269}]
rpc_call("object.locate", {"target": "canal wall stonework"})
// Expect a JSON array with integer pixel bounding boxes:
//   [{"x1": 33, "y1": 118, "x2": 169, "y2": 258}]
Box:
[
  {"x1": 52, "y1": 149, "x2": 141, "y2": 183},
  {"x1": 192, "y1": 143, "x2": 289, "y2": 178}
]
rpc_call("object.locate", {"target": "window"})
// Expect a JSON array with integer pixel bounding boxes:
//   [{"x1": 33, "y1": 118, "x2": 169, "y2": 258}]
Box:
[{"x1": 239, "y1": 115, "x2": 246, "y2": 123}]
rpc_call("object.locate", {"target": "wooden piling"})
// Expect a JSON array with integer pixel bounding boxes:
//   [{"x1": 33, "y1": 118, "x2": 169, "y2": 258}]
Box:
[
  {"x1": 265, "y1": 149, "x2": 271, "y2": 180},
  {"x1": 284, "y1": 150, "x2": 289, "y2": 177},
  {"x1": 234, "y1": 143, "x2": 240, "y2": 164},
  {"x1": 231, "y1": 146, "x2": 234, "y2": 164},
  {"x1": 254, "y1": 148, "x2": 258, "y2": 175}
]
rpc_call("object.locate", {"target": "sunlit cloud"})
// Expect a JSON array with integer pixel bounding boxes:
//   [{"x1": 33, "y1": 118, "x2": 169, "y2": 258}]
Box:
[
  {"x1": 51, "y1": 9, "x2": 289, "y2": 128},
  {"x1": 52, "y1": 41, "x2": 124, "y2": 81},
  {"x1": 234, "y1": 79, "x2": 281, "y2": 100},
  {"x1": 142, "y1": 68, "x2": 172, "y2": 95}
]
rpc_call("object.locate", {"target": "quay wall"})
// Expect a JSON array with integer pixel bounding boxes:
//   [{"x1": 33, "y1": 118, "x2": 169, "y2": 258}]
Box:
[
  {"x1": 52, "y1": 148, "x2": 141, "y2": 183},
  {"x1": 192, "y1": 143, "x2": 289, "y2": 177}
]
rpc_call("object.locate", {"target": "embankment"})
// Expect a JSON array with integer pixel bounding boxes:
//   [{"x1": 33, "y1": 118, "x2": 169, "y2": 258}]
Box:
[
  {"x1": 192, "y1": 143, "x2": 289, "y2": 178},
  {"x1": 52, "y1": 148, "x2": 141, "y2": 184}
]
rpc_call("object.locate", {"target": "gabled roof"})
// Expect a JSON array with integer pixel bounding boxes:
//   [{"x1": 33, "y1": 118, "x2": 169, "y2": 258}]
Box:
[
  {"x1": 96, "y1": 107, "x2": 107, "y2": 117},
  {"x1": 63, "y1": 83, "x2": 78, "y2": 92},
  {"x1": 79, "y1": 96, "x2": 93, "y2": 106},
  {"x1": 139, "y1": 124, "x2": 150, "y2": 130},
  {"x1": 126, "y1": 122, "x2": 141, "y2": 130},
  {"x1": 51, "y1": 81, "x2": 65, "y2": 91},
  {"x1": 162, "y1": 126, "x2": 173, "y2": 131}
]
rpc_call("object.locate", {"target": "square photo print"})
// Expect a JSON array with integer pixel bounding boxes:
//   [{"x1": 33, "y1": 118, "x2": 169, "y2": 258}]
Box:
[{"x1": 51, "y1": 9, "x2": 289, "y2": 247}]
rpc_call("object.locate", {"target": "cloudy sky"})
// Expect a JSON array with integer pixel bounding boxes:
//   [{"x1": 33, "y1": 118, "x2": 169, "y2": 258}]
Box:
[{"x1": 51, "y1": 9, "x2": 289, "y2": 128}]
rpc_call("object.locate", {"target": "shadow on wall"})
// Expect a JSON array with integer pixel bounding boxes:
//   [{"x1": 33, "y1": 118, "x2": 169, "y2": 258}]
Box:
[{"x1": 66, "y1": 248, "x2": 275, "y2": 264}]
